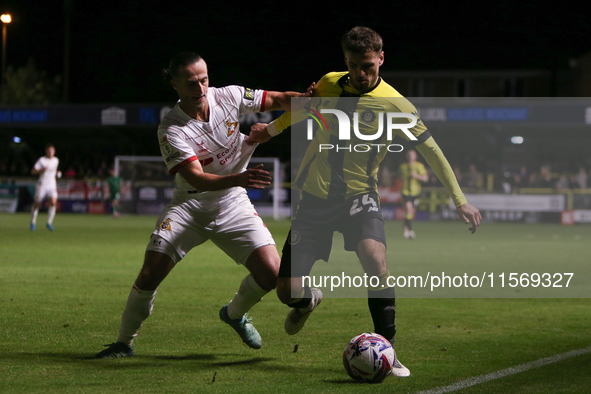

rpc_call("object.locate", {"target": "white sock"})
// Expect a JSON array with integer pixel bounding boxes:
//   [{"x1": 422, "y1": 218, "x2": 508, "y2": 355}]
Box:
[
  {"x1": 31, "y1": 207, "x2": 39, "y2": 225},
  {"x1": 117, "y1": 285, "x2": 157, "y2": 347},
  {"x1": 47, "y1": 206, "x2": 56, "y2": 225},
  {"x1": 227, "y1": 274, "x2": 269, "y2": 320}
]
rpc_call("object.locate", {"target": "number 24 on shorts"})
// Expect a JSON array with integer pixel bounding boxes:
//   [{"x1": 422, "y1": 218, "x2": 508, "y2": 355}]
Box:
[{"x1": 350, "y1": 194, "x2": 378, "y2": 216}]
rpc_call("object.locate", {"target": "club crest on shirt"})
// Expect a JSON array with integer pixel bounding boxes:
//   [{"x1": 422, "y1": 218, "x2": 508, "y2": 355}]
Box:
[
  {"x1": 158, "y1": 218, "x2": 173, "y2": 231},
  {"x1": 359, "y1": 109, "x2": 376, "y2": 125},
  {"x1": 288, "y1": 230, "x2": 301, "y2": 245},
  {"x1": 226, "y1": 121, "x2": 238, "y2": 137},
  {"x1": 244, "y1": 88, "x2": 255, "y2": 100}
]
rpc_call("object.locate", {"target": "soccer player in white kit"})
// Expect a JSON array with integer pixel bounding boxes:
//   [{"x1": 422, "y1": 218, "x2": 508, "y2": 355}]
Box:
[
  {"x1": 30, "y1": 144, "x2": 60, "y2": 231},
  {"x1": 95, "y1": 52, "x2": 312, "y2": 358}
]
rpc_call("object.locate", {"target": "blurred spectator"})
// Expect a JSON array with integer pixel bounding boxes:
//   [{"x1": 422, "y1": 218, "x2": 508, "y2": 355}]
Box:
[
  {"x1": 453, "y1": 166, "x2": 464, "y2": 187},
  {"x1": 573, "y1": 167, "x2": 588, "y2": 189},
  {"x1": 512, "y1": 168, "x2": 527, "y2": 190},
  {"x1": 528, "y1": 171, "x2": 539, "y2": 187},
  {"x1": 555, "y1": 173, "x2": 570, "y2": 189},
  {"x1": 64, "y1": 166, "x2": 76, "y2": 178},
  {"x1": 98, "y1": 161, "x2": 110, "y2": 178},
  {"x1": 501, "y1": 171, "x2": 518, "y2": 194},
  {"x1": 379, "y1": 165, "x2": 393, "y2": 187},
  {"x1": 538, "y1": 165, "x2": 553, "y2": 188},
  {"x1": 0, "y1": 159, "x2": 8, "y2": 175},
  {"x1": 518, "y1": 166, "x2": 528, "y2": 182},
  {"x1": 465, "y1": 164, "x2": 483, "y2": 188},
  {"x1": 512, "y1": 174, "x2": 522, "y2": 190}
]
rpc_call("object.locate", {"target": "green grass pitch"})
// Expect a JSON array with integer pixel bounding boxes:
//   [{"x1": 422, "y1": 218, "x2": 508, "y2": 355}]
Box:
[{"x1": 1, "y1": 213, "x2": 590, "y2": 393}]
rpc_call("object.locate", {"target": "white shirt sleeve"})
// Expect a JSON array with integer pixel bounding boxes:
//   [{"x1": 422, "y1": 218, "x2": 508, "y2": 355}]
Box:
[
  {"x1": 34, "y1": 157, "x2": 45, "y2": 172},
  {"x1": 158, "y1": 128, "x2": 197, "y2": 174},
  {"x1": 223, "y1": 85, "x2": 267, "y2": 115}
]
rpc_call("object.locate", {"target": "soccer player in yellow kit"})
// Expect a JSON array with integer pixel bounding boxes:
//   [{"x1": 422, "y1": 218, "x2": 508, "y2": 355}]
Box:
[
  {"x1": 247, "y1": 26, "x2": 481, "y2": 378},
  {"x1": 399, "y1": 149, "x2": 428, "y2": 239}
]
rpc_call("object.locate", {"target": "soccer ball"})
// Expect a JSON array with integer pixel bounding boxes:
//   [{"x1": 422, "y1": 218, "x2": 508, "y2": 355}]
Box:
[{"x1": 343, "y1": 333, "x2": 394, "y2": 383}]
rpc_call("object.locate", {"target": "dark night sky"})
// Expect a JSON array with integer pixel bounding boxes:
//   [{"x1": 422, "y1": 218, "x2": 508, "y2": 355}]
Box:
[{"x1": 2, "y1": 1, "x2": 590, "y2": 104}]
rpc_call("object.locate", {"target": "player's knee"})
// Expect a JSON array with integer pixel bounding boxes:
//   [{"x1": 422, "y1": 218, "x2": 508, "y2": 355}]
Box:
[
  {"x1": 246, "y1": 246, "x2": 280, "y2": 291},
  {"x1": 136, "y1": 251, "x2": 175, "y2": 290},
  {"x1": 255, "y1": 270, "x2": 278, "y2": 292},
  {"x1": 248, "y1": 259, "x2": 279, "y2": 292},
  {"x1": 276, "y1": 279, "x2": 292, "y2": 304},
  {"x1": 262, "y1": 259, "x2": 280, "y2": 290}
]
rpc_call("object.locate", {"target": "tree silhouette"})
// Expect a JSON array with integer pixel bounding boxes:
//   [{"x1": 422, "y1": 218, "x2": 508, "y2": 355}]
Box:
[{"x1": 1, "y1": 58, "x2": 61, "y2": 105}]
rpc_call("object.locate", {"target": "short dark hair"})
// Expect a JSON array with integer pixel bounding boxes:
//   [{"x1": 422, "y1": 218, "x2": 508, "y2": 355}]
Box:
[
  {"x1": 341, "y1": 26, "x2": 383, "y2": 54},
  {"x1": 45, "y1": 143, "x2": 55, "y2": 150},
  {"x1": 162, "y1": 51, "x2": 203, "y2": 82}
]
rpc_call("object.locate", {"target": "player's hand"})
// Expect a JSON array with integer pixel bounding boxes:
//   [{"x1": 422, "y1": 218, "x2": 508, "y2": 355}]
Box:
[
  {"x1": 296, "y1": 82, "x2": 316, "y2": 109},
  {"x1": 302, "y1": 82, "x2": 316, "y2": 97},
  {"x1": 456, "y1": 203, "x2": 481, "y2": 234},
  {"x1": 246, "y1": 123, "x2": 272, "y2": 146},
  {"x1": 236, "y1": 164, "x2": 271, "y2": 189}
]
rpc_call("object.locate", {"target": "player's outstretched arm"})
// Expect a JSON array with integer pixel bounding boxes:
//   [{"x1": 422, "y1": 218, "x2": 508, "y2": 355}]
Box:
[
  {"x1": 177, "y1": 161, "x2": 271, "y2": 191},
  {"x1": 246, "y1": 83, "x2": 316, "y2": 145},
  {"x1": 263, "y1": 82, "x2": 316, "y2": 112}
]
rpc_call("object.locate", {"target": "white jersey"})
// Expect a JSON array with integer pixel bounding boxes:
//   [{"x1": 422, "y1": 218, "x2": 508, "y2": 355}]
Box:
[
  {"x1": 33, "y1": 156, "x2": 59, "y2": 188},
  {"x1": 157, "y1": 85, "x2": 267, "y2": 199}
]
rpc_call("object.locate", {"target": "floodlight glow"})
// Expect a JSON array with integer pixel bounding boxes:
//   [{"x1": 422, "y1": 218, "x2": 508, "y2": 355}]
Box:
[
  {"x1": 511, "y1": 136, "x2": 524, "y2": 144},
  {"x1": 13, "y1": 136, "x2": 21, "y2": 143},
  {"x1": 0, "y1": 14, "x2": 11, "y2": 24}
]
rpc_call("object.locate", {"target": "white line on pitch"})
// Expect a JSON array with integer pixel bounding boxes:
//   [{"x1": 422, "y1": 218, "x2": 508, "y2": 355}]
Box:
[{"x1": 417, "y1": 345, "x2": 591, "y2": 394}]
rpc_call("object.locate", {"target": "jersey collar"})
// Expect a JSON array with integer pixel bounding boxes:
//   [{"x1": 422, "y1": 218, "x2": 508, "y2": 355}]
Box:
[{"x1": 338, "y1": 73, "x2": 382, "y2": 95}]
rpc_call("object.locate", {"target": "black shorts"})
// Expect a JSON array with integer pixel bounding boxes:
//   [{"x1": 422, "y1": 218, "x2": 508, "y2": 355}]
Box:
[
  {"x1": 279, "y1": 191, "x2": 386, "y2": 278},
  {"x1": 402, "y1": 194, "x2": 419, "y2": 203}
]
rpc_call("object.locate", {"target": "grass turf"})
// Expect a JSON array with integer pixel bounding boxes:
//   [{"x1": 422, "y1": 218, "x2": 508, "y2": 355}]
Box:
[{"x1": 1, "y1": 213, "x2": 590, "y2": 393}]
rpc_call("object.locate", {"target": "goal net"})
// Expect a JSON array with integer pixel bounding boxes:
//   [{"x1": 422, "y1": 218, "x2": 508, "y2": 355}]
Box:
[{"x1": 114, "y1": 155, "x2": 288, "y2": 219}]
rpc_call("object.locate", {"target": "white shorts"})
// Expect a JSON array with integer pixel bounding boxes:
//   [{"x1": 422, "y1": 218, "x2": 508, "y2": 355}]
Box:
[
  {"x1": 146, "y1": 188, "x2": 275, "y2": 265},
  {"x1": 34, "y1": 184, "x2": 58, "y2": 203}
]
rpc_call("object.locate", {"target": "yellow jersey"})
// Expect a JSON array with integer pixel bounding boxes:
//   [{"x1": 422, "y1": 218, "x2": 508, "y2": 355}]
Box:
[
  {"x1": 292, "y1": 72, "x2": 431, "y2": 201},
  {"x1": 399, "y1": 161, "x2": 427, "y2": 197}
]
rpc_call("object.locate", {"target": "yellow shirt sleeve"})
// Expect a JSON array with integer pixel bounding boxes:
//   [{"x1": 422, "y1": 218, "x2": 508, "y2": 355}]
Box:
[
  {"x1": 274, "y1": 111, "x2": 291, "y2": 132},
  {"x1": 416, "y1": 137, "x2": 467, "y2": 207}
]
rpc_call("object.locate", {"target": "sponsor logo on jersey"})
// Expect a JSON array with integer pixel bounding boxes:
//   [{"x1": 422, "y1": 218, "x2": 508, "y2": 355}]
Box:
[
  {"x1": 158, "y1": 218, "x2": 173, "y2": 231},
  {"x1": 244, "y1": 88, "x2": 255, "y2": 100},
  {"x1": 159, "y1": 136, "x2": 168, "y2": 146},
  {"x1": 199, "y1": 158, "x2": 213, "y2": 167},
  {"x1": 165, "y1": 151, "x2": 181, "y2": 163},
  {"x1": 225, "y1": 121, "x2": 238, "y2": 137},
  {"x1": 217, "y1": 137, "x2": 240, "y2": 165}
]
